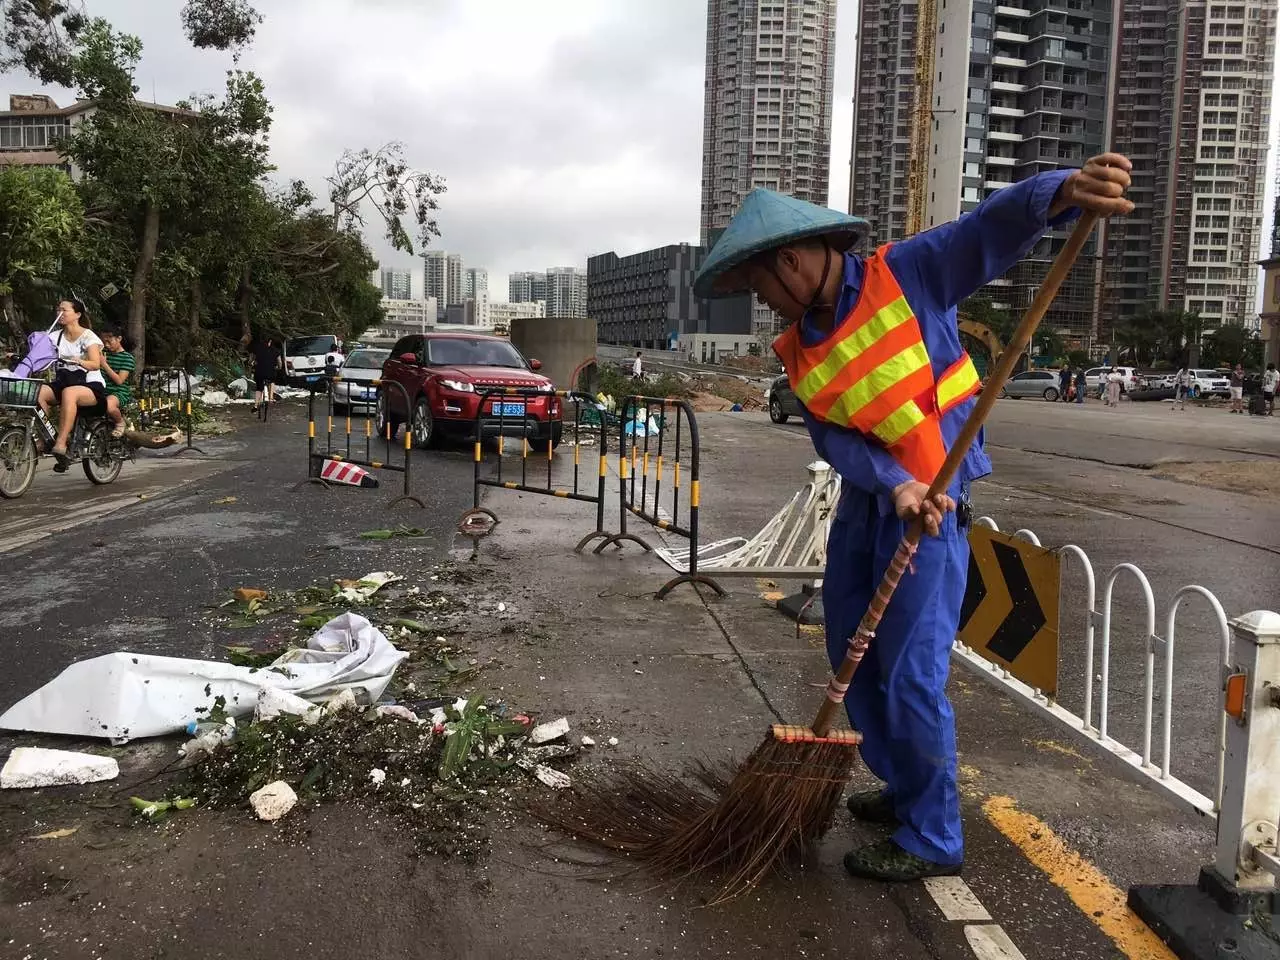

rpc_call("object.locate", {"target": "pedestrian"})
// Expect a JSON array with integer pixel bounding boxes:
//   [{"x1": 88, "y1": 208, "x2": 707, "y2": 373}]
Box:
[
  {"x1": 1106, "y1": 367, "x2": 1123, "y2": 407},
  {"x1": 1229, "y1": 362, "x2": 1244, "y2": 414},
  {"x1": 692, "y1": 152, "x2": 1133, "y2": 880},
  {"x1": 1058, "y1": 366, "x2": 1071, "y2": 402},
  {"x1": 1263, "y1": 362, "x2": 1278, "y2": 416},
  {"x1": 1173, "y1": 365, "x2": 1191, "y2": 411},
  {"x1": 632, "y1": 350, "x2": 643, "y2": 379},
  {"x1": 1075, "y1": 366, "x2": 1086, "y2": 404},
  {"x1": 251, "y1": 336, "x2": 282, "y2": 412}
]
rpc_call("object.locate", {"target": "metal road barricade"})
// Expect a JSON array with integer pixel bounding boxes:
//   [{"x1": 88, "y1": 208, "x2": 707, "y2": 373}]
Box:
[
  {"x1": 594, "y1": 395, "x2": 725, "y2": 600},
  {"x1": 458, "y1": 387, "x2": 630, "y2": 552},
  {"x1": 137, "y1": 368, "x2": 203, "y2": 455},
  {"x1": 295, "y1": 374, "x2": 424, "y2": 509}
]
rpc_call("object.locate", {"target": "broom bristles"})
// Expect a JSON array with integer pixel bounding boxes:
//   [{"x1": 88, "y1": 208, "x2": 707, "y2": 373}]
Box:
[{"x1": 537, "y1": 732, "x2": 859, "y2": 903}]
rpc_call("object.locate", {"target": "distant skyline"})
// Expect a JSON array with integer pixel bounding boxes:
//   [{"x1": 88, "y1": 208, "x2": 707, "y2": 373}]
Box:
[{"x1": 3, "y1": 1, "x2": 1278, "y2": 306}]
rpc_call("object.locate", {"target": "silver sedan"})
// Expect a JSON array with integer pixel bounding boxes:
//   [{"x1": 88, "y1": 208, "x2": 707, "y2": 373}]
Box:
[
  {"x1": 332, "y1": 348, "x2": 390, "y2": 412},
  {"x1": 999, "y1": 370, "x2": 1066, "y2": 401}
]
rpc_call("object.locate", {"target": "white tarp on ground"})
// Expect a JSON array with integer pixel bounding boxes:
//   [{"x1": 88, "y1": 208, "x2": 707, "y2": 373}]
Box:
[{"x1": 0, "y1": 613, "x2": 406, "y2": 742}]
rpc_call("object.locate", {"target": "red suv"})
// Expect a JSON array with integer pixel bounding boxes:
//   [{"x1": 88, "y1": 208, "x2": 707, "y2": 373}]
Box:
[{"x1": 377, "y1": 332, "x2": 563, "y2": 450}]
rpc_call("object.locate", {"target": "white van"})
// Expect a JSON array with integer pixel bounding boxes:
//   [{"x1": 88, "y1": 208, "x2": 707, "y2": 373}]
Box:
[{"x1": 282, "y1": 334, "x2": 344, "y2": 386}]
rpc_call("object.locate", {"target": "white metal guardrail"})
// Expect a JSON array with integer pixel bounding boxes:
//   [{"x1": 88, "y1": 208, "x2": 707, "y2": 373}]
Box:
[
  {"x1": 957, "y1": 516, "x2": 1233, "y2": 820},
  {"x1": 656, "y1": 460, "x2": 839, "y2": 579}
]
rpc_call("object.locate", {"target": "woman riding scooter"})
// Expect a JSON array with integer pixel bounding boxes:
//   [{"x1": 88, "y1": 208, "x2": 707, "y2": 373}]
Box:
[{"x1": 35, "y1": 299, "x2": 125, "y2": 471}]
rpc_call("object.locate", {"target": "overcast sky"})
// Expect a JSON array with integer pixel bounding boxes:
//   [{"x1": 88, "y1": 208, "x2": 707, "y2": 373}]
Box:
[
  {"x1": 4, "y1": 2, "x2": 1277, "y2": 304},
  {"x1": 0, "y1": 0, "x2": 858, "y2": 301}
]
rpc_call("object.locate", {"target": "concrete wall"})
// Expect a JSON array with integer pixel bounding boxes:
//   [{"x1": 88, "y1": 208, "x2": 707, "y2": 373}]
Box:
[{"x1": 510, "y1": 316, "x2": 598, "y2": 390}]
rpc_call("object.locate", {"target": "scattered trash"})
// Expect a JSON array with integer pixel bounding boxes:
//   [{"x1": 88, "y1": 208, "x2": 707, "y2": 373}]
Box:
[
  {"x1": 200, "y1": 390, "x2": 230, "y2": 407},
  {"x1": 375, "y1": 704, "x2": 421, "y2": 723},
  {"x1": 212, "y1": 496, "x2": 238, "y2": 505},
  {"x1": 608, "y1": 737, "x2": 620, "y2": 747},
  {"x1": 130, "y1": 796, "x2": 197, "y2": 820},
  {"x1": 369, "y1": 768, "x2": 387, "y2": 787},
  {"x1": 532, "y1": 765, "x2": 571, "y2": 789},
  {"x1": 30, "y1": 826, "x2": 79, "y2": 840},
  {"x1": 497, "y1": 602, "x2": 507, "y2": 613},
  {"x1": 255, "y1": 688, "x2": 321, "y2": 725},
  {"x1": 233, "y1": 587, "x2": 268, "y2": 603},
  {"x1": 334, "y1": 572, "x2": 403, "y2": 604},
  {"x1": 226, "y1": 377, "x2": 251, "y2": 399},
  {"x1": 361, "y1": 527, "x2": 428, "y2": 540},
  {"x1": 249, "y1": 781, "x2": 297, "y2": 822},
  {"x1": 1, "y1": 747, "x2": 120, "y2": 788},
  {"x1": 179, "y1": 719, "x2": 237, "y2": 760},
  {"x1": 323, "y1": 689, "x2": 359, "y2": 714},
  {"x1": 0, "y1": 612, "x2": 407, "y2": 741},
  {"x1": 529, "y1": 717, "x2": 570, "y2": 744},
  {"x1": 580, "y1": 735, "x2": 596, "y2": 747}
]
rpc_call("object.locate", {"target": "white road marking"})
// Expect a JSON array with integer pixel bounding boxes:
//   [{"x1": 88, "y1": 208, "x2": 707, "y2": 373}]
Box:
[
  {"x1": 964, "y1": 924, "x2": 1029, "y2": 960},
  {"x1": 922, "y1": 876, "x2": 992, "y2": 922}
]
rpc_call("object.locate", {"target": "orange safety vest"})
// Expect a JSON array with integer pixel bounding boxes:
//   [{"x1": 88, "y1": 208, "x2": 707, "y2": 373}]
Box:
[{"x1": 772, "y1": 245, "x2": 981, "y2": 483}]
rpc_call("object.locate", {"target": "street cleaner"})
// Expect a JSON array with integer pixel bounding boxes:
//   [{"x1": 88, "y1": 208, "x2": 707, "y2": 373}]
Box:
[{"x1": 691, "y1": 154, "x2": 1133, "y2": 882}]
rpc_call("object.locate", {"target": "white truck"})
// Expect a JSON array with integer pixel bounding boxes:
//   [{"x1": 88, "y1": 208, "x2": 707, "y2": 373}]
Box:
[{"x1": 282, "y1": 335, "x2": 344, "y2": 387}]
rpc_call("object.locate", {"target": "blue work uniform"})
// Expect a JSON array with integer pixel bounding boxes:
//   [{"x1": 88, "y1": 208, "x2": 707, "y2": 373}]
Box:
[{"x1": 799, "y1": 171, "x2": 1078, "y2": 865}]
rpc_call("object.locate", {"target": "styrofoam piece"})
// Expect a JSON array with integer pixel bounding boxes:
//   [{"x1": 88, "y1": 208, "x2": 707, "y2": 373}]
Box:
[
  {"x1": 0, "y1": 613, "x2": 407, "y2": 741},
  {"x1": 529, "y1": 717, "x2": 570, "y2": 744},
  {"x1": 1, "y1": 747, "x2": 119, "y2": 789},
  {"x1": 250, "y1": 781, "x2": 297, "y2": 821},
  {"x1": 533, "y1": 764, "x2": 571, "y2": 789},
  {"x1": 255, "y1": 688, "x2": 321, "y2": 724}
]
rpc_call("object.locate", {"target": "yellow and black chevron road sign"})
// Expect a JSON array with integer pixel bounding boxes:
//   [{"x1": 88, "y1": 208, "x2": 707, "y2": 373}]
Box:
[{"x1": 958, "y1": 526, "x2": 1060, "y2": 696}]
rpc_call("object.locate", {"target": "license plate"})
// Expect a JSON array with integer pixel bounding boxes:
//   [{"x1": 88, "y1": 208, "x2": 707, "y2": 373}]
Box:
[{"x1": 495, "y1": 402, "x2": 525, "y2": 417}]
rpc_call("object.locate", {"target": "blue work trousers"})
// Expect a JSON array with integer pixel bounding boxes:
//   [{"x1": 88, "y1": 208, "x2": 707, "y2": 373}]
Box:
[{"x1": 823, "y1": 500, "x2": 968, "y2": 865}]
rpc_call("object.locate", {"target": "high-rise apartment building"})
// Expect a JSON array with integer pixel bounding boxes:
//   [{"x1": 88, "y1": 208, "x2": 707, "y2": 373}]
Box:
[
  {"x1": 851, "y1": 0, "x2": 1112, "y2": 336},
  {"x1": 544, "y1": 267, "x2": 588, "y2": 318},
  {"x1": 701, "y1": 0, "x2": 837, "y2": 338},
  {"x1": 462, "y1": 267, "x2": 488, "y2": 301},
  {"x1": 1104, "y1": 0, "x2": 1276, "y2": 331},
  {"x1": 422, "y1": 251, "x2": 464, "y2": 317},
  {"x1": 377, "y1": 268, "x2": 412, "y2": 301},
  {"x1": 509, "y1": 271, "x2": 548, "y2": 305},
  {"x1": 852, "y1": 0, "x2": 1276, "y2": 343}
]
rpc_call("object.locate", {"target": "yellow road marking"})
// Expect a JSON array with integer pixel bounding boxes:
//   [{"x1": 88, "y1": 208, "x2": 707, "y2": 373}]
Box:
[{"x1": 981, "y1": 796, "x2": 1176, "y2": 960}]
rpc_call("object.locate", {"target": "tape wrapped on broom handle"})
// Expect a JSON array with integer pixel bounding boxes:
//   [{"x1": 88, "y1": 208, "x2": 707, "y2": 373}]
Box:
[{"x1": 810, "y1": 211, "x2": 1101, "y2": 738}]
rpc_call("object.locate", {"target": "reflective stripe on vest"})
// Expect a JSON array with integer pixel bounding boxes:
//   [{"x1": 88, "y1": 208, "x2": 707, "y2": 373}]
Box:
[{"x1": 771, "y1": 245, "x2": 978, "y2": 483}]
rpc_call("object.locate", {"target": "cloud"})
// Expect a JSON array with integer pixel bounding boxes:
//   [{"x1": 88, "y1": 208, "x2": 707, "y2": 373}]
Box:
[{"x1": 2, "y1": 0, "x2": 859, "y2": 299}]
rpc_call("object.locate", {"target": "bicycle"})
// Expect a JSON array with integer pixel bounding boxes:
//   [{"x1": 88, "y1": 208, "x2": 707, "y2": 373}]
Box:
[{"x1": 0, "y1": 377, "x2": 130, "y2": 499}]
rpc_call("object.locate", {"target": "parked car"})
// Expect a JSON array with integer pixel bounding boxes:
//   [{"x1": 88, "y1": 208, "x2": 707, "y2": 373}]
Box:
[
  {"x1": 1084, "y1": 366, "x2": 1141, "y2": 394},
  {"x1": 766, "y1": 374, "x2": 804, "y2": 423},
  {"x1": 1189, "y1": 368, "x2": 1231, "y2": 398},
  {"x1": 283, "y1": 334, "x2": 344, "y2": 386},
  {"x1": 999, "y1": 370, "x2": 1064, "y2": 400},
  {"x1": 378, "y1": 332, "x2": 562, "y2": 450},
  {"x1": 331, "y1": 347, "x2": 389, "y2": 412}
]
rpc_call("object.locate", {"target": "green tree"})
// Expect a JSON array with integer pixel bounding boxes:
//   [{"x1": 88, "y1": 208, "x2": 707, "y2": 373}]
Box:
[
  {"x1": 327, "y1": 141, "x2": 447, "y2": 255},
  {"x1": 0, "y1": 0, "x2": 86, "y2": 85},
  {"x1": 1202, "y1": 323, "x2": 1263, "y2": 369},
  {"x1": 63, "y1": 19, "x2": 272, "y2": 365},
  {"x1": 0, "y1": 165, "x2": 83, "y2": 341}
]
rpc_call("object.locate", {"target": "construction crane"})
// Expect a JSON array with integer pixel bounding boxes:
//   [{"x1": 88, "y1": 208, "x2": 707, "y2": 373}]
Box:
[{"x1": 904, "y1": 0, "x2": 939, "y2": 237}]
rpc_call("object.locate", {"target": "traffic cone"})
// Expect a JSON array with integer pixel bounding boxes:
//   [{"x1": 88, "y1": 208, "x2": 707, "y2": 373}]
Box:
[{"x1": 320, "y1": 458, "x2": 379, "y2": 488}]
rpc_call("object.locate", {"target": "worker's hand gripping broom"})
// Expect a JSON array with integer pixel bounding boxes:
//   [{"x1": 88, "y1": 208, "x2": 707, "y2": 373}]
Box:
[
  {"x1": 807, "y1": 210, "x2": 1101, "y2": 739},
  {"x1": 537, "y1": 213, "x2": 1100, "y2": 904}
]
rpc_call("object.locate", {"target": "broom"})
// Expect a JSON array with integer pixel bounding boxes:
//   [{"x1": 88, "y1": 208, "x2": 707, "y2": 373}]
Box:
[{"x1": 543, "y1": 213, "x2": 1101, "y2": 902}]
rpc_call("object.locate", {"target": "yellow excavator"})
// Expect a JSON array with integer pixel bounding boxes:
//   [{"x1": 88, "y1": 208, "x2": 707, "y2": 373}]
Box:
[{"x1": 957, "y1": 318, "x2": 1029, "y2": 380}]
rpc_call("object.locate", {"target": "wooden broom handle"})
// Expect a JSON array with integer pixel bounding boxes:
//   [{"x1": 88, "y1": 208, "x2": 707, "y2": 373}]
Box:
[{"x1": 810, "y1": 212, "x2": 1100, "y2": 736}]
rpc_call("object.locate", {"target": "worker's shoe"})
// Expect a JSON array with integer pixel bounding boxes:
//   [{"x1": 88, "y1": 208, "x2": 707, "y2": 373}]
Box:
[
  {"x1": 844, "y1": 840, "x2": 962, "y2": 882},
  {"x1": 845, "y1": 788, "x2": 898, "y2": 825}
]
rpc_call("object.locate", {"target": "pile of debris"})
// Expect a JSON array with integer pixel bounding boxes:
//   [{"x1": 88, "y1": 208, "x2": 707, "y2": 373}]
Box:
[{"x1": 0, "y1": 564, "x2": 594, "y2": 862}]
